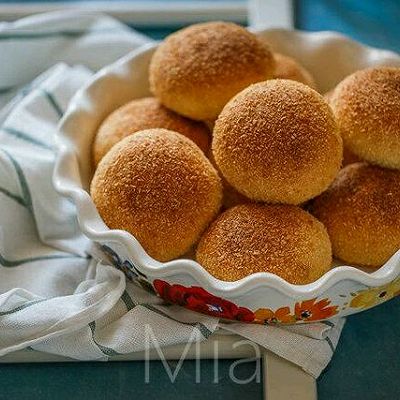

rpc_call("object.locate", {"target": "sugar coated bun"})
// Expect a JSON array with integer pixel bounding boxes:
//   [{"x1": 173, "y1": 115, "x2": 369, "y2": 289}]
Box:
[
  {"x1": 92, "y1": 97, "x2": 210, "y2": 166},
  {"x1": 330, "y1": 67, "x2": 400, "y2": 169},
  {"x1": 213, "y1": 79, "x2": 343, "y2": 204},
  {"x1": 273, "y1": 53, "x2": 317, "y2": 89},
  {"x1": 196, "y1": 204, "x2": 332, "y2": 284},
  {"x1": 208, "y1": 150, "x2": 249, "y2": 209},
  {"x1": 312, "y1": 162, "x2": 400, "y2": 268},
  {"x1": 325, "y1": 89, "x2": 360, "y2": 167},
  {"x1": 91, "y1": 128, "x2": 222, "y2": 262},
  {"x1": 149, "y1": 21, "x2": 275, "y2": 121}
]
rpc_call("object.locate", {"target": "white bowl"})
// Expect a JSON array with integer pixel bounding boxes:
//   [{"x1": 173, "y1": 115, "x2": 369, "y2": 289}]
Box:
[{"x1": 54, "y1": 29, "x2": 400, "y2": 325}]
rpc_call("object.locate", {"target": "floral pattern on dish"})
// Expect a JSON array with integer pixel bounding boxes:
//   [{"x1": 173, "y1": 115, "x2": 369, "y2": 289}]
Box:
[
  {"x1": 254, "y1": 298, "x2": 338, "y2": 324},
  {"x1": 349, "y1": 278, "x2": 400, "y2": 309},
  {"x1": 153, "y1": 279, "x2": 340, "y2": 324},
  {"x1": 100, "y1": 250, "x2": 400, "y2": 323},
  {"x1": 153, "y1": 279, "x2": 255, "y2": 322},
  {"x1": 254, "y1": 306, "x2": 295, "y2": 324},
  {"x1": 100, "y1": 244, "x2": 155, "y2": 293},
  {"x1": 294, "y1": 298, "x2": 338, "y2": 322}
]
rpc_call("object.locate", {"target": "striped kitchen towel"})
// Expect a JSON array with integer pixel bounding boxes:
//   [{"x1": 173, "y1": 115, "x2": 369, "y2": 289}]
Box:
[{"x1": 0, "y1": 11, "x2": 345, "y2": 378}]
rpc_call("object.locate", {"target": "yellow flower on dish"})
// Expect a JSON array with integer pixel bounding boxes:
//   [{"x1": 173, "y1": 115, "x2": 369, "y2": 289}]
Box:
[{"x1": 350, "y1": 278, "x2": 400, "y2": 309}]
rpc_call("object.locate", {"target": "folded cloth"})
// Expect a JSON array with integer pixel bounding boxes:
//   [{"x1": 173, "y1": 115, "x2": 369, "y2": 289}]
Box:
[{"x1": 0, "y1": 11, "x2": 345, "y2": 378}]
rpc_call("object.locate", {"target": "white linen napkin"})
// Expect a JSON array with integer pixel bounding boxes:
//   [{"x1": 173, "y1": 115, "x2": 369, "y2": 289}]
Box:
[{"x1": 0, "y1": 11, "x2": 345, "y2": 378}]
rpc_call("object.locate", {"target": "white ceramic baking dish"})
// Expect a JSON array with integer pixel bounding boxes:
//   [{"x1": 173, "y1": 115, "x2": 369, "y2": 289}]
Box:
[{"x1": 53, "y1": 28, "x2": 400, "y2": 325}]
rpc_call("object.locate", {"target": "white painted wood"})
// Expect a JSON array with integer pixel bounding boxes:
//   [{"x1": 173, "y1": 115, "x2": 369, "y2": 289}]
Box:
[
  {"x1": 248, "y1": 0, "x2": 293, "y2": 29},
  {"x1": 0, "y1": 0, "x2": 295, "y2": 28},
  {"x1": 263, "y1": 351, "x2": 317, "y2": 400},
  {"x1": 0, "y1": 1, "x2": 247, "y2": 24},
  {"x1": 0, "y1": 331, "x2": 260, "y2": 362}
]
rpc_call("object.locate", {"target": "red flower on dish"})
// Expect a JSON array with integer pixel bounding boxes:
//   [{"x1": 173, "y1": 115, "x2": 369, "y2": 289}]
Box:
[
  {"x1": 294, "y1": 298, "x2": 338, "y2": 322},
  {"x1": 153, "y1": 279, "x2": 255, "y2": 322}
]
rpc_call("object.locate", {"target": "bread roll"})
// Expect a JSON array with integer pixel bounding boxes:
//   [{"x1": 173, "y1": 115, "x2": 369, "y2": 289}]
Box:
[
  {"x1": 92, "y1": 97, "x2": 210, "y2": 166},
  {"x1": 273, "y1": 52, "x2": 317, "y2": 89},
  {"x1": 213, "y1": 79, "x2": 343, "y2": 204},
  {"x1": 196, "y1": 203, "x2": 332, "y2": 284},
  {"x1": 149, "y1": 21, "x2": 275, "y2": 120},
  {"x1": 91, "y1": 128, "x2": 222, "y2": 261},
  {"x1": 330, "y1": 67, "x2": 400, "y2": 169},
  {"x1": 312, "y1": 162, "x2": 400, "y2": 267}
]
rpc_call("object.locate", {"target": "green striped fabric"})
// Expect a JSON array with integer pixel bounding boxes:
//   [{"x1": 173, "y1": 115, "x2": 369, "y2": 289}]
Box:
[{"x1": 0, "y1": 14, "x2": 221, "y2": 362}]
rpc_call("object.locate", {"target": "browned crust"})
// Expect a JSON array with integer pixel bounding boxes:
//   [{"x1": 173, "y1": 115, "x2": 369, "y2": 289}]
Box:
[
  {"x1": 212, "y1": 79, "x2": 343, "y2": 204},
  {"x1": 330, "y1": 67, "x2": 400, "y2": 169},
  {"x1": 196, "y1": 203, "x2": 332, "y2": 284},
  {"x1": 312, "y1": 162, "x2": 400, "y2": 267},
  {"x1": 92, "y1": 97, "x2": 210, "y2": 166},
  {"x1": 273, "y1": 52, "x2": 317, "y2": 90},
  {"x1": 207, "y1": 149, "x2": 250, "y2": 209},
  {"x1": 325, "y1": 88, "x2": 360, "y2": 167},
  {"x1": 91, "y1": 128, "x2": 222, "y2": 261},
  {"x1": 149, "y1": 21, "x2": 275, "y2": 120}
]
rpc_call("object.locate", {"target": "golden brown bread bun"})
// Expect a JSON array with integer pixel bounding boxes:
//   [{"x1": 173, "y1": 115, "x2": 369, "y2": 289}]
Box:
[
  {"x1": 273, "y1": 52, "x2": 317, "y2": 89},
  {"x1": 212, "y1": 79, "x2": 343, "y2": 204},
  {"x1": 91, "y1": 128, "x2": 222, "y2": 262},
  {"x1": 196, "y1": 204, "x2": 332, "y2": 284},
  {"x1": 312, "y1": 162, "x2": 400, "y2": 268},
  {"x1": 330, "y1": 67, "x2": 400, "y2": 169},
  {"x1": 324, "y1": 89, "x2": 360, "y2": 167},
  {"x1": 92, "y1": 97, "x2": 210, "y2": 166},
  {"x1": 208, "y1": 150, "x2": 249, "y2": 209},
  {"x1": 149, "y1": 21, "x2": 275, "y2": 121}
]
